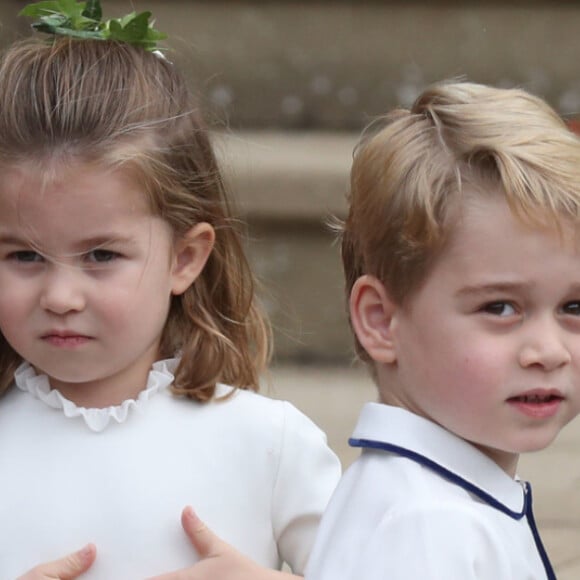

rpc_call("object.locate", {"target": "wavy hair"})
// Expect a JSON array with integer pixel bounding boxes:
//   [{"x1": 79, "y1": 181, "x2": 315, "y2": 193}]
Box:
[{"x1": 0, "y1": 38, "x2": 270, "y2": 399}]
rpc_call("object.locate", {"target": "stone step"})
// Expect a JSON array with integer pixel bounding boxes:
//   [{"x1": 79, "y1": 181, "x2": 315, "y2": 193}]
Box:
[
  {"x1": 215, "y1": 131, "x2": 356, "y2": 219},
  {"x1": 216, "y1": 131, "x2": 359, "y2": 362}
]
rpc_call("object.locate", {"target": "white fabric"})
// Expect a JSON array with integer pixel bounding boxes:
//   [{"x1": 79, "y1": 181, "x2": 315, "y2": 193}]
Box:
[
  {"x1": 306, "y1": 403, "x2": 552, "y2": 580},
  {"x1": 13, "y1": 358, "x2": 176, "y2": 433},
  {"x1": 0, "y1": 360, "x2": 341, "y2": 579}
]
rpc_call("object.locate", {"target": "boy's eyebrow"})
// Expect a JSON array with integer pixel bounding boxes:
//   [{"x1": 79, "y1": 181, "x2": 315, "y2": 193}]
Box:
[
  {"x1": 455, "y1": 281, "x2": 533, "y2": 298},
  {"x1": 456, "y1": 281, "x2": 580, "y2": 298}
]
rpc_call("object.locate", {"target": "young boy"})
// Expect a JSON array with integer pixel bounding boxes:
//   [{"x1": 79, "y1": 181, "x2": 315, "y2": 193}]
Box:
[{"x1": 304, "y1": 81, "x2": 580, "y2": 579}]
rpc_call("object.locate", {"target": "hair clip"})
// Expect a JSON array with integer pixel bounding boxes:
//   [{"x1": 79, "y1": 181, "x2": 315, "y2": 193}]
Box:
[{"x1": 20, "y1": 0, "x2": 167, "y2": 52}]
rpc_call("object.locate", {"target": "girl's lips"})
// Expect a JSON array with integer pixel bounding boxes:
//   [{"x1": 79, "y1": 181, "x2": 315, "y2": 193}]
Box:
[{"x1": 42, "y1": 334, "x2": 92, "y2": 348}]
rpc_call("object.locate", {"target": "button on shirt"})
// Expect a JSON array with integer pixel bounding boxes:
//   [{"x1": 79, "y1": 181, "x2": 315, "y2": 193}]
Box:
[{"x1": 306, "y1": 403, "x2": 556, "y2": 580}]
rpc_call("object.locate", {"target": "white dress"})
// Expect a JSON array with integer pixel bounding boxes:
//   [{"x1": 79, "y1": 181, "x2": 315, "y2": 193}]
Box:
[
  {"x1": 0, "y1": 359, "x2": 341, "y2": 580},
  {"x1": 306, "y1": 403, "x2": 556, "y2": 580}
]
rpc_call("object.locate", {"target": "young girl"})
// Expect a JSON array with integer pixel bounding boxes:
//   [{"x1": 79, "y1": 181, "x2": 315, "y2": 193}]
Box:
[{"x1": 0, "y1": 30, "x2": 340, "y2": 580}]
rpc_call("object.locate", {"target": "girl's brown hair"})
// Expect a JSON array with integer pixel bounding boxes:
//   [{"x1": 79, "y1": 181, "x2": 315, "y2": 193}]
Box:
[{"x1": 0, "y1": 38, "x2": 270, "y2": 400}]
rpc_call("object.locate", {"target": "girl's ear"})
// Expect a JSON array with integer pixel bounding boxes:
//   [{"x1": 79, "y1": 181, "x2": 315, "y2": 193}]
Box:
[
  {"x1": 349, "y1": 275, "x2": 398, "y2": 364},
  {"x1": 171, "y1": 222, "x2": 215, "y2": 295}
]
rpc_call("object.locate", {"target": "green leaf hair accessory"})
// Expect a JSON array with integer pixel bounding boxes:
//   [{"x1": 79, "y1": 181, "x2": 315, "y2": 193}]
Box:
[{"x1": 20, "y1": 0, "x2": 167, "y2": 51}]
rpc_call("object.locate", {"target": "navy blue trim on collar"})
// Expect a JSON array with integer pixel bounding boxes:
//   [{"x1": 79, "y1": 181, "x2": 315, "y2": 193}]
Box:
[
  {"x1": 350, "y1": 437, "x2": 557, "y2": 580},
  {"x1": 524, "y1": 482, "x2": 557, "y2": 580},
  {"x1": 350, "y1": 437, "x2": 526, "y2": 518}
]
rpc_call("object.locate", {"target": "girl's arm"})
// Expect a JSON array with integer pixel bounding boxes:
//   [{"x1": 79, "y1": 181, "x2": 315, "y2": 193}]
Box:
[
  {"x1": 17, "y1": 544, "x2": 96, "y2": 579},
  {"x1": 147, "y1": 507, "x2": 302, "y2": 580}
]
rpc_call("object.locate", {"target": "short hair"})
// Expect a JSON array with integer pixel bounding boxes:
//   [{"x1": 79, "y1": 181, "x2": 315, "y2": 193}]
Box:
[
  {"x1": 0, "y1": 38, "x2": 269, "y2": 400},
  {"x1": 342, "y1": 80, "x2": 580, "y2": 363}
]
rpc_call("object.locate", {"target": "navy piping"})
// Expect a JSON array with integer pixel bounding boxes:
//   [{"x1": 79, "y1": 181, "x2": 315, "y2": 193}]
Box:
[
  {"x1": 350, "y1": 437, "x2": 525, "y2": 518},
  {"x1": 350, "y1": 437, "x2": 557, "y2": 579},
  {"x1": 524, "y1": 482, "x2": 557, "y2": 580}
]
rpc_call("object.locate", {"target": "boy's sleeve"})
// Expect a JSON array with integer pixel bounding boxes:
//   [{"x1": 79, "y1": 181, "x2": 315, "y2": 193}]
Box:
[
  {"x1": 355, "y1": 504, "x2": 515, "y2": 580},
  {"x1": 271, "y1": 401, "x2": 342, "y2": 574}
]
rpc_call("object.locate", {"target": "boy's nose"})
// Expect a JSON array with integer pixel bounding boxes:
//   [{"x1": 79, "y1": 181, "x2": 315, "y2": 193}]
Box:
[
  {"x1": 39, "y1": 266, "x2": 86, "y2": 315},
  {"x1": 518, "y1": 322, "x2": 571, "y2": 371}
]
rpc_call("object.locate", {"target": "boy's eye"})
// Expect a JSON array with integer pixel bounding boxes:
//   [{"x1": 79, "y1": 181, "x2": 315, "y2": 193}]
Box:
[
  {"x1": 562, "y1": 302, "x2": 580, "y2": 316},
  {"x1": 483, "y1": 302, "x2": 516, "y2": 317},
  {"x1": 86, "y1": 249, "x2": 120, "y2": 263},
  {"x1": 8, "y1": 250, "x2": 43, "y2": 263}
]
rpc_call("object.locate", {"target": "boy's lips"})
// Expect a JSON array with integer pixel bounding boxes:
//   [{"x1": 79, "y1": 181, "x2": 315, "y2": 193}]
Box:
[{"x1": 507, "y1": 389, "x2": 565, "y2": 418}]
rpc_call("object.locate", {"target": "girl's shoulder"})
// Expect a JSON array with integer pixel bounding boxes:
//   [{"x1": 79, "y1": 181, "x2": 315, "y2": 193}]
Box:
[
  {"x1": 209, "y1": 383, "x2": 326, "y2": 439},
  {"x1": 167, "y1": 383, "x2": 340, "y2": 483}
]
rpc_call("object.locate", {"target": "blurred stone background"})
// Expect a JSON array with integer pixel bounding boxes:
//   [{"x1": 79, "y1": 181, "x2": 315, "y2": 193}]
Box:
[
  {"x1": 2, "y1": 0, "x2": 580, "y2": 363},
  {"x1": 3, "y1": 4, "x2": 580, "y2": 575}
]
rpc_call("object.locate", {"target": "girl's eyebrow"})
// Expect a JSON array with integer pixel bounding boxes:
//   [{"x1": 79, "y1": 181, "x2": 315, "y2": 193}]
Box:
[
  {"x1": 0, "y1": 233, "x2": 135, "y2": 250},
  {"x1": 72, "y1": 235, "x2": 136, "y2": 250},
  {"x1": 0, "y1": 234, "x2": 24, "y2": 245}
]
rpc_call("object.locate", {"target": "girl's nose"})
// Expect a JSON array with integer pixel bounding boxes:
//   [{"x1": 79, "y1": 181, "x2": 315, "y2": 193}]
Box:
[{"x1": 39, "y1": 266, "x2": 86, "y2": 315}]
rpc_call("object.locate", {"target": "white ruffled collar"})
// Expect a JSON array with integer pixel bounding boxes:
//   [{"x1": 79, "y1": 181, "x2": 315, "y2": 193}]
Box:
[{"x1": 14, "y1": 358, "x2": 178, "y2": 433}]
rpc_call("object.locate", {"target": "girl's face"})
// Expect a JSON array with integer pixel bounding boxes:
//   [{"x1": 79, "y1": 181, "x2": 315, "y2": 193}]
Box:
[{"x1": 0, "y1": 161, "x2": 212, "y2": 407}]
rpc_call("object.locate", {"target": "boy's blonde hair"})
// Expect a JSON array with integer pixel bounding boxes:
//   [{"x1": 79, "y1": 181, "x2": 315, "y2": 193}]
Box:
[
  {"x1": 342, "y1": 80, "x2": 580, "y2": 363},
  {"x1": 0, "y1": 38, "x2": 269, "y2": 400}
]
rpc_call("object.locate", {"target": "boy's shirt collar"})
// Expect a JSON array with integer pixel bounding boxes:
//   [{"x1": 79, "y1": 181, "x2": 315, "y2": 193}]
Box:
[{"x1": 349, "y1": 403, "x2": 526, "y2": 517}]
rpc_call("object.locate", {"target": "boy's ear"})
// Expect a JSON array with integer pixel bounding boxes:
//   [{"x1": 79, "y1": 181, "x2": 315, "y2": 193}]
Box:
[
  {"x1": 349, "y1": 275, "x2": 398, "y2": 364},
  {"x1": 171, "y1": 222, "x2": 215, "y2": 295}
]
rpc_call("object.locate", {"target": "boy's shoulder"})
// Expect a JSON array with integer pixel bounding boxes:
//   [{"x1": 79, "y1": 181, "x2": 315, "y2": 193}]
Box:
[
  {"x1": 349, "y1": 402, "x2": 525, "y2": 508},
  {"x1": 307, "y1": 405, "x2": 544, "y2": 580},
  {"x1": 328, "y1": 401, "x2": 532, "y2": 544},
  {"x1": 309, "y1": 486, "x2": 537, "y2": 580}
]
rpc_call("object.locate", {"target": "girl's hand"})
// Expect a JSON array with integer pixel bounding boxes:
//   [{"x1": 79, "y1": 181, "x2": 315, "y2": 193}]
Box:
[
  {"x1": 147, "y1": 507, "x2": 300, "y2": 580},
  {"x1": 17, "y1": 544, "x2": 96, "y2": 580}
]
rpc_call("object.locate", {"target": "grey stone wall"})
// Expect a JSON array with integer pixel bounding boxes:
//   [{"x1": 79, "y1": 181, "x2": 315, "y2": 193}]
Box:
[
  {"x1": 2, "y1": 1, "x2": 580, "y2": 129},
  {"x1": 163, "y1": 1, "x2": 580, "y2": 130}
]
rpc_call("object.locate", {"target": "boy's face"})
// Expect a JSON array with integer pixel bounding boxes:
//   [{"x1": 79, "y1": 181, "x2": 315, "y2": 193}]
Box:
[{"x1": 372, "y1": 193, "x2": 580, "y2": 474}]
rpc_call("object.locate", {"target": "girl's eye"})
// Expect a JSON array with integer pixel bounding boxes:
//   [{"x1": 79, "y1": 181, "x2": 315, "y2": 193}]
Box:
[
  {"x1": 482, "y1": 302, "x2": 516, "y2": 317},
  {"x1": 8, "y1": 250, "x2": 43, "y2": 263},
  {"x1": 562, "y1": 302, "x2": 580, "y2": 316},
  {"x1": 86, "y1": 249, "x2": 120, "y2": 263}
]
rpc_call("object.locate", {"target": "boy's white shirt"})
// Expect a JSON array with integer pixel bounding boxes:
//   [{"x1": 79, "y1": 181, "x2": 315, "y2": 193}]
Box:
[{"x1": 306, "y1": 403, "x2": 555, "y2": 580}]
